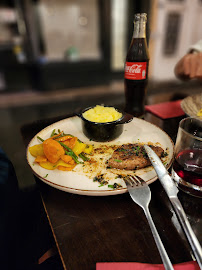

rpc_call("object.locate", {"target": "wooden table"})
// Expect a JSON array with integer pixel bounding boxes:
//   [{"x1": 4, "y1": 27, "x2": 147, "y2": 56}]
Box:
[{"x1": 21, "y1": 112, "x2": 202, "y2": 270}]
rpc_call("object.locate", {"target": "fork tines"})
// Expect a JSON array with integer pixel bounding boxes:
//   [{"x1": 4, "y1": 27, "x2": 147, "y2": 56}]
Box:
[{"x1": 125, "y1": 175, "x2": 145, "y2": 187}]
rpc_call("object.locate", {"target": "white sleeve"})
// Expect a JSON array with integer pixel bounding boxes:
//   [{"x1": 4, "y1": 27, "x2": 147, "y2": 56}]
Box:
[{"x1": 189, "y1": 39, "x2": 202, "y2": 52}]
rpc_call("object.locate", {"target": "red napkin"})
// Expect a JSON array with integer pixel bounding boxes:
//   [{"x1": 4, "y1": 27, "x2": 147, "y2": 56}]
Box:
[
  {"x1": 96, "y1": 261, "x2": 200, "y2": 270},
  {"x1": 145, "y1": 100, "x2": 185, "y2": 119}
]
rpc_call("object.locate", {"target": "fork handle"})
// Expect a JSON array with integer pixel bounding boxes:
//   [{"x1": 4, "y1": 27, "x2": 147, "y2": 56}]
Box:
[{"x1": 144, "y1": 207, "x2": 174, "y2": 270}]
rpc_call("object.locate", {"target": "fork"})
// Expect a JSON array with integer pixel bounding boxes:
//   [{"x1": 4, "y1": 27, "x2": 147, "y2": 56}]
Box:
[{"x1": 125, "y1": 175, "x2": 174, "y2": 270}]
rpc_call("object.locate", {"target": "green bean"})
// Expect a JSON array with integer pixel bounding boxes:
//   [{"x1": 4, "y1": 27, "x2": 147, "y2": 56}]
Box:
[
  {"x1": 62, "y1": 133, "x2": 74, "y2": 137},
  {"x1": 79, "y1": 153, "x2": 89, "y2": 161},
  {"x1": 59, "y1": 142, "x2": 82, "y2": 164},
  {"x1": 37, "y1": 136, "x2": 44, "y2": 142},
  {"x1": 51, "y1": 129, "x2": 56, "y2": 137},
  {"x1": 64, "y1": 150, "x2": 81, "y2": 164},
  {"x1": 54, "y1": 134, "x2": 64, "y2": 140},
  {"x1": 59, "y1": 142, "x2": 76, "y2": 156}
]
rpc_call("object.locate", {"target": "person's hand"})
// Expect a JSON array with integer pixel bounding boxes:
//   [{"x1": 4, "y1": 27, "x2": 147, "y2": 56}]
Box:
[{"x1": 174, "y1": 52, "x2": 202, "y2": 80}]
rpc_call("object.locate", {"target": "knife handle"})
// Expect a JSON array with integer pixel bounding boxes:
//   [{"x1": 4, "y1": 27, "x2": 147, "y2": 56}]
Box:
[{"x1": 171, "y1": 197, "x2": 202, "y2": 269}]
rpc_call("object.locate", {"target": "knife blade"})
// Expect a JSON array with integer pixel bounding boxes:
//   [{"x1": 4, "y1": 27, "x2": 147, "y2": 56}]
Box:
[{"x1": 144, "y1": 145, "x2": 202, "y2": 269}]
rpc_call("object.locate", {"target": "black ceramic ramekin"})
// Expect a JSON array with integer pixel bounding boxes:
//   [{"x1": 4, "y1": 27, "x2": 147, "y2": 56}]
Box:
[{"x1": 78, "y1": 106, "x2": 133, "y2": 142}]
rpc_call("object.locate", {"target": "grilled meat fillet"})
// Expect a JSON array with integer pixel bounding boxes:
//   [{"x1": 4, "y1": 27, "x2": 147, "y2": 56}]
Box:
[{"x1": 107, "y1": 144, "x2": 165, "y2": 170}]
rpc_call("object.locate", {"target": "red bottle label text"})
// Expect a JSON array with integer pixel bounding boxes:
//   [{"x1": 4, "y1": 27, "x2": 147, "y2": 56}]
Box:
[{"x1": 124, "y1": 62, "x2": 147, "y2": 80}]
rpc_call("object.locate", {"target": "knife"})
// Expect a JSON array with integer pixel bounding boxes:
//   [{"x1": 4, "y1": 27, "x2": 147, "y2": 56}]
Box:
[{"x1": 144, "y1": 145, "x2": 202, "y2": 269}]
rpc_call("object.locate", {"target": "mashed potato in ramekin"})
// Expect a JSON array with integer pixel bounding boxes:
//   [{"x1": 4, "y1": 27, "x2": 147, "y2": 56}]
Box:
[{"x1": 82, "y1": 105, "x2": 122, "y2": 123}]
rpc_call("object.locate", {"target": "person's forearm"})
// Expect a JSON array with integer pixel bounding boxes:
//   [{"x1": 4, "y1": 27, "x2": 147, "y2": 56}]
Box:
[
  {"x1": 174, "y1": 52, "x2": 202, "y2": 80},
  {"x1": 174, "y1": 39, "x2": 202, "y2": 80},
  {"x1": 174, "y1": 55, "x2": 191, "y2": 80}
]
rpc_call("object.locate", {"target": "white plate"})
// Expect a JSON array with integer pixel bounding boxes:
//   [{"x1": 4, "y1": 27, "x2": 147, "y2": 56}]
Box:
[{"x1": 26, "y1": 116, "x2": 174, "y2": 196}]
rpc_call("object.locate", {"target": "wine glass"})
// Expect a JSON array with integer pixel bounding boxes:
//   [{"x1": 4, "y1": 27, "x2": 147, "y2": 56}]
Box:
[{"x1": 172, "y1": 117, "x2": 202, "y2": 198}]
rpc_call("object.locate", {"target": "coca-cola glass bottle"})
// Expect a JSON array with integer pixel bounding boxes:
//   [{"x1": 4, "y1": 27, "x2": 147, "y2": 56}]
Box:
[{"x1": 124, "y1": 13, "x2": 149, "y2": 118}]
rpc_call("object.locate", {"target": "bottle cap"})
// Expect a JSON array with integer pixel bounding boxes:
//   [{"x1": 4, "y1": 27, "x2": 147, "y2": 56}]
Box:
[{"x1": 134, "y1": 13, "x2": 147, "y2": 22}]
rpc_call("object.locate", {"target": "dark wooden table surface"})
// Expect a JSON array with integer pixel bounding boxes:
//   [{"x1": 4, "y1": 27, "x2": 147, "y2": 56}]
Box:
[{"x1": 21, "y1": 112, "x2": 202, "y2": 270}]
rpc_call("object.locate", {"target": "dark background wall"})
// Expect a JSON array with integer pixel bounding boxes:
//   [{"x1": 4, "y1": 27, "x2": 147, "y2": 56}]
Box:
[{"x1": 0, "y1": 0, "x2": 151, "y2": 92}]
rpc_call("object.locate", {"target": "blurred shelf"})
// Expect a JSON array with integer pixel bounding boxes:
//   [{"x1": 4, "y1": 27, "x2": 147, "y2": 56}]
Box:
[{"x1": 0, "y1": 42, "x2": 14, "y2": 50}]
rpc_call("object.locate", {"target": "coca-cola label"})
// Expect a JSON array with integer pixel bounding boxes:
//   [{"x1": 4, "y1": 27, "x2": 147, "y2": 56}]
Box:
[{"x1": 124, "y1": 62, "x2": 147, "y2": 80}]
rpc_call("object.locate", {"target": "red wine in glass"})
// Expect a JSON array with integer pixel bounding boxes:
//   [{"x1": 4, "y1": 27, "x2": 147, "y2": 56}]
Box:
[{"x1": 172, "y1": 149, "x2": 202, "y2": 187}]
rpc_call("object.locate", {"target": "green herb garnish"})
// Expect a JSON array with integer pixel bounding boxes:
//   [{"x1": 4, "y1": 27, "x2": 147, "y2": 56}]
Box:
[
  {"x1": 161, "y1": 151, "x2": 168, "y2": 158},
  {"x1": 108, "y1": 183, "x2": 122, "y2": 189},
  {"x1": 114, "y1": 159, "x2": 122, "y2": 163},
  {"x1": 51, "y1": 129, "x2": 56, "y2": 137}
]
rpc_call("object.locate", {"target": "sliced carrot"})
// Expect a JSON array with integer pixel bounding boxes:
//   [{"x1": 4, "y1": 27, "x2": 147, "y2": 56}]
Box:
[
  {"x1": 51, "y1": 132, "x2": 63, "y2": 139},
  {"x1": 55, "y1": 160, "x2": 75, "y2": 168},
  {"x1": 68, "y1": 137, "x2": 77, "y2": 149},
  {"x1": 57, "y1": 165, "x2": 75, "y2": 171},
  {"x1": 62, "y1": 140, "x2": 70, "y2": 148},
  {"x1": 56, "y1": 135, "x2": 73, "y2": 142},
  {"x1": 69, "y1": 160, "x2": 75, "y2": 165},
  {"x1": 60, "y1": 154, "x2": 74, "y2": 163},
  {"x1": 35, "y1": 155, "x2": 47, "y2": 163},
  {"x1": 62, "y1": 137, "x2": 77, "y2": 149},
  {"x1": 43, "y1": 138, "x2": 65, "y2": 163}
]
